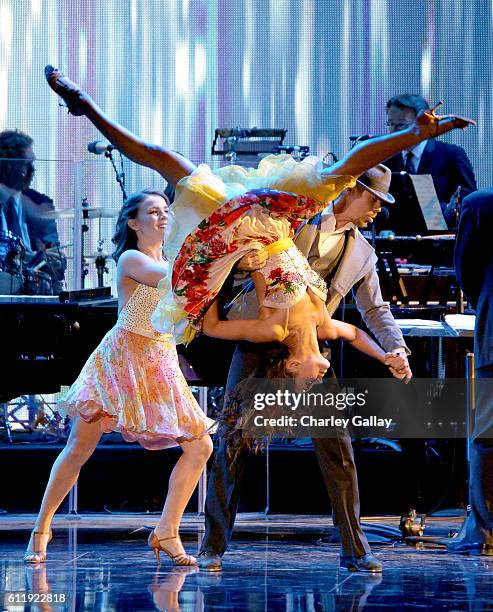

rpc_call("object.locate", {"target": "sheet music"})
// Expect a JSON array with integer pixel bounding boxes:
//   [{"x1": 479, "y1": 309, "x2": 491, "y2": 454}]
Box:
[
  {"x1": 444, "y1": 314, "x2": 476, "y2": 336},
  {"x1": 409, "y1": 174, "x2": 448, "y2": 231},
  {"x1": 395, "y1": 318, "x2": 454, "y2": 337}
]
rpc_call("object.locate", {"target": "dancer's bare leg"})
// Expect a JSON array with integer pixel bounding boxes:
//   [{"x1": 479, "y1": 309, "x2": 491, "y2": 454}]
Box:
[
  {"x1": 153, "y1": 435, "x2": 213, "y2": 557},
  {"x1": 25, "y1": 416, "x2": 103, "y2": 558},
  {"x1": 45, "y1": 66, "x2": 475, "y2": 187},
  {"x1": 44, "y1": 67, "x2": 195, "y2": 188},
  {"x1": 81, "y1": 96, "x2": 194, "y2": 186}
]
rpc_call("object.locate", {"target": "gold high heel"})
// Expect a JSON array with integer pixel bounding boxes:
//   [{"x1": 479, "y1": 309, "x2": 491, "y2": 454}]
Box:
[
  {"x1": 24, "y1": 530, "x2": 53, "y2": 564},
  {"x1": 148, "y1": 530, "x2": 196, "y2": 566}
]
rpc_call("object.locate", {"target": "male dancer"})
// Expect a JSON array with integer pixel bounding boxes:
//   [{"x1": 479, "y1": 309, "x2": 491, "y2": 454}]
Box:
[{"x1": 198, "y1": 165, "x2": 412, "y2": 573}]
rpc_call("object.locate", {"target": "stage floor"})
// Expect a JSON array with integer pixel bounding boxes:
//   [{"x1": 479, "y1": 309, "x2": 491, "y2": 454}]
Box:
[{"x1": 1, "y1": 513, "x2": 492, "y2": 611}]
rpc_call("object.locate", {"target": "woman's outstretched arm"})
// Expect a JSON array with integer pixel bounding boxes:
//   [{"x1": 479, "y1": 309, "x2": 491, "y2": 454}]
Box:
[
  {"x1": 325, "y1": 111, "x2": 475, "y2": 179},
  {"x1": 45, "y1": 67, "x2": 195, "y2": 187},
  {"x1": 318, "y1": 313, "x2": 411, "y2": 380},
  {"x1": 319, "y1": 318, "x2": 387, "y2": 362}
]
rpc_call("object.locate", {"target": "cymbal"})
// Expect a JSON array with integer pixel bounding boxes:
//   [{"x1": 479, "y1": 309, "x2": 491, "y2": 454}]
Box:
[
  {"x1": 84, "y1": 252, "x2": 112, "y2": 260},
  {"x1": 41, "y1": 207, "x2": 119, "y2": 219}
]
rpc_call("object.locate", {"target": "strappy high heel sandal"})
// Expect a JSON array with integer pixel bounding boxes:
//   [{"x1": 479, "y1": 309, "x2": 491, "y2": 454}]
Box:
[
  {"x1": 44, "y1": 65, "x2": 86, "y2": 116},
  {"x1": 148, "y1": 530, "x2": 196, "y2": 566},
  {"x1": 24, "y1": 530, "x2": 53, "y2": 564}
]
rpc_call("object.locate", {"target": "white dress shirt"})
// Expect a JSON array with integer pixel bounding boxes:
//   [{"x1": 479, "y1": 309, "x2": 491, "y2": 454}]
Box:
[
  {"x1": 402, "y1": 140, "x2": 427, "y2": 173},
  {"x1": 317, "y1": 204, "x2": 356, "y2": 272}
]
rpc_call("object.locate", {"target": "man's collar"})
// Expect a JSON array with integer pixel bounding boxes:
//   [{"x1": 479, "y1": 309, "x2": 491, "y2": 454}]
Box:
[
  {"x1": 321, "y1": 202, "x2": 357, "y2": 233},
  {"x1": 404, "y1": 139, "x2": 428, "y2": 159},
  {"x1": 334, "y1": 219, "x2": 356, "y2": 232}
]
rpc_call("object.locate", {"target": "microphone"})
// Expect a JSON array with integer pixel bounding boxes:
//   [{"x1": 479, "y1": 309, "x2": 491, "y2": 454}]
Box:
[
  {"x1": 87, "y1": 141, "x2": 115, "y2": 155},
  {"x1": 349, "y1": 134, "x2": 377, "y2": 148},
  {"x1": 373, "y1": 205, "x2": 390, "y2": 233},
  {"x1": 379, "y1": 206, "x2": 390, "y2": 220}
]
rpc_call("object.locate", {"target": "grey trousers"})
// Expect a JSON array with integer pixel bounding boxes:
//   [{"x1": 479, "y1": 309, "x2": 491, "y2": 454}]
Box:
[{"x1": 200, "y1": 341, "x2": 371, "y2": 558}]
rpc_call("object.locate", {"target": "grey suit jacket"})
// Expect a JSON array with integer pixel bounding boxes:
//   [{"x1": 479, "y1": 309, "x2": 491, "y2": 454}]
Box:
[
  {"x1": 229, "y1": 210, "x2": 409, "y2": 354},
  {"x1": 296, "y1": 212, "x2": 409, "y2": 353}
]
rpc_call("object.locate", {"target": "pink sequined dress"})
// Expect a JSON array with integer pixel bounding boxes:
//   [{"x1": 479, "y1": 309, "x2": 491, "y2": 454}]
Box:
[{"x1": 57, "y1": 280, "x2": 215, "y2": 449}]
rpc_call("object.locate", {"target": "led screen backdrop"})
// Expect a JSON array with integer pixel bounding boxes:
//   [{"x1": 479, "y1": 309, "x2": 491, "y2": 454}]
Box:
[{"x1": 0, "y1": 0, "x2": 491, "y2": 286}]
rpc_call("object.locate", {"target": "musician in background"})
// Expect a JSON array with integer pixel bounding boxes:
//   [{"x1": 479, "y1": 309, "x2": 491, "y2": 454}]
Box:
[
  {"x1": 0, "y1": 129, "x2": 65, "y2": 292},
  {"x1": 384, "y1": 94, "x2": 477, "y2": 230}
]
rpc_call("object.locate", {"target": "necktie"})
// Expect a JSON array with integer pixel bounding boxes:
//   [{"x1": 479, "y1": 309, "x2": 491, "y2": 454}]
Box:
[
  {"x1": 4, "y1": 196, "x2": 23, "y2": 239},
  {"x1": 404, "y1": 151, "x2": 415, "y2": 174}
]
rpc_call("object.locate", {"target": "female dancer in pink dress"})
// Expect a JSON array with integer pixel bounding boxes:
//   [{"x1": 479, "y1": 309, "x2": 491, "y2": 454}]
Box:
[{"x1": 24, "y1": 188, "x2": 214, "y2": 566}]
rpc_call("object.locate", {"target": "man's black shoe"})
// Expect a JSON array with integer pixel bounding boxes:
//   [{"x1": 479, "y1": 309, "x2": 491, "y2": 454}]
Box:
[
  {"x1": 445, "y1": 539, "x2": 493, "y2": 556},
  {"x1": 197, "y1": 551, "x2": 223, "y2": 572},
  {"x1": 340, "y1": 553, "x2": 383, "y2": 573}
]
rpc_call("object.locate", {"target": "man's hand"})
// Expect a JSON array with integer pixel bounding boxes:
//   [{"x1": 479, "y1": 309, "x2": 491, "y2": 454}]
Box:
[
  {"x1": 383, "y1": 349, "x2": 412, "y2": 383},
  {"x1": 237, "y1": 249, "x2": 268, "y2": 272}
]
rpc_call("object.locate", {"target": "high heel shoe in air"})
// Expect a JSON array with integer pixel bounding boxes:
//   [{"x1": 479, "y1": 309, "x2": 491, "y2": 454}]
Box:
[
  {"x1": 44, "y1": 65, "x2": 86, "y2": 116},
  {"x1": 415, "y1": 108, "x2": 476, "y2": 138}
]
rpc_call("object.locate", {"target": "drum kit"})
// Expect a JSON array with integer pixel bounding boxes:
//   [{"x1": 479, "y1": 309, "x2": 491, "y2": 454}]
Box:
[
  {"x1": 47, "y1": 202, "x2": 120, "y2": 289},
  {"x1": 0, "y1": 229, "x2": 67, "y2": 295},
  {"x1": 0, "y1": 230, "x2": 25, "y2": 294},
  {"x1": 0, "y1": 204, "x2": 119, "y2": 295}
]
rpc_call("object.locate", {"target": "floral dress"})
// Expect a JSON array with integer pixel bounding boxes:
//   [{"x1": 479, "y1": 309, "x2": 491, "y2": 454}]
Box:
[
  {"x1": 151, "y1": 154, "x2": 355, "y2": 343},
  {"x1": 260, "y1": 243, "x2": 328, "y2": 308}
]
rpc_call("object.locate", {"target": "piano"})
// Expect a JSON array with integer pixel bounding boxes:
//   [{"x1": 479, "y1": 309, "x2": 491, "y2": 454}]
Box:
[{"x1": 0, "y1": 295, "x2": 235, "y2": 403}]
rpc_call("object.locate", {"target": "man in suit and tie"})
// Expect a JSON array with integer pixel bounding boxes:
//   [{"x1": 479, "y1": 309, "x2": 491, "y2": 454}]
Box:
[
  {"x1": 198, "y1": 164, "x2": 412, "y2": 573},
  {"x1": 384, "y1": 94, "x2": 477, "y2": 230},
  {"x1": 447, "y1": 189, "x2": 493, "y2": 555},
  {"x1": 0, "y1": 129, "x2": 65, "y2": 292}
]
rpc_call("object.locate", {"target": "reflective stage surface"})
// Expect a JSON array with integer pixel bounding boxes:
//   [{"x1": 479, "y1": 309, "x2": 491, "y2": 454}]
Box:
[{"x1": 1, "y1": 515, "x2": 493, "y2": 611}]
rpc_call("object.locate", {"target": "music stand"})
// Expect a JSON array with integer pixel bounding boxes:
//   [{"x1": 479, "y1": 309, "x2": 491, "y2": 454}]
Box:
[{"x1": 386, "y1": 172, "x2": 449, "y2": 235}]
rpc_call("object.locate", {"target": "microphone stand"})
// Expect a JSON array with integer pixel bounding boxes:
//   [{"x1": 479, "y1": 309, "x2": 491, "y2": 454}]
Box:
[
  {"x1": 105, "y1": 149, "x2": 127, "y2": 201},
  {"x1": 79, "y1": 198, "x2": 90, "y2": 288},
  {"x1": 454, "y1": 187, "x2": 465, "y2": 314},
  {"x1": 95, "y1": 253, "x2": 109, "y2": 288}
]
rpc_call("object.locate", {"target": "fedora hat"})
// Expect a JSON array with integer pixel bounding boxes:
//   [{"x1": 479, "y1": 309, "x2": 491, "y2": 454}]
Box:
[{"x1": 356, "y1": 164, "x2": 395, "y2": 204}]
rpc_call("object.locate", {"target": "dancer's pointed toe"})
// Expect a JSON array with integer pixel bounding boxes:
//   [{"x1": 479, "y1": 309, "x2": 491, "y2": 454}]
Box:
[{"x1": 44, "y1": 65, "x2": 86, "y2": 116}]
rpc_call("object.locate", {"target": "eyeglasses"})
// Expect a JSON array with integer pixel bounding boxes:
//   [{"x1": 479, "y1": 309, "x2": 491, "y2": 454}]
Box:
[{"x1": 385, "y1": 120, "x2": 414, "y2": 131}]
